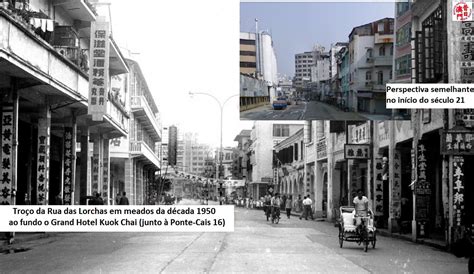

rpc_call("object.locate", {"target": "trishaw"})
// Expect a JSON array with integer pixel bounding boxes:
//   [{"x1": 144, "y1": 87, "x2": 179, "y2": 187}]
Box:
[{"x1": 338, "y1": 206, "x2": 376, "y2": 252}]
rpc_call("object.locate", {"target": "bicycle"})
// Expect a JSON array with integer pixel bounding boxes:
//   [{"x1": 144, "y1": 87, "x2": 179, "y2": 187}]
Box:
[
  {"x1": 271, "y1": 206, "x2": 280, "y2": 224},
  {"x1": 356, "y1": 216, "x2": 371, "y2": 252}
]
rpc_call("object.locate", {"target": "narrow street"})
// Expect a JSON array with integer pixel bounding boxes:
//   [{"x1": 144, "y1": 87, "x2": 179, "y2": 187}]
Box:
[
  {"x1": 0, "y1": 204, "x2": 467, "y2": 273},
  {"x1": 240, "y1": 101, "x2": 387, "y2": 120}
]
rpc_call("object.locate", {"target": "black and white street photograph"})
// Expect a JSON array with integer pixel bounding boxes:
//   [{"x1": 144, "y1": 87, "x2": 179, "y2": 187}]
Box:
[{"x1": 0, "y1": 0, "x2": 473, "y2": 273}]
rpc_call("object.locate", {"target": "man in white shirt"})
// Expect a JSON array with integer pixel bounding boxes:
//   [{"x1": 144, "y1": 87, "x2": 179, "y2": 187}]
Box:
[
  {"x1": 353, "y1": 189, "x2": 370, "y2": 230},
  {"x1": 299, "y1": 195, "x2": 314, "y2": 220}
]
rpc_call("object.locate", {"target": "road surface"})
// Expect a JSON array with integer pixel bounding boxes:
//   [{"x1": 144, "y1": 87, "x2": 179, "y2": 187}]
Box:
[
  {"x1": 240, "y1": 101, "x2": 392, "y2": 120},
  {"x1": 0, "y1": 204, "x2": 467, "y2": 273}
]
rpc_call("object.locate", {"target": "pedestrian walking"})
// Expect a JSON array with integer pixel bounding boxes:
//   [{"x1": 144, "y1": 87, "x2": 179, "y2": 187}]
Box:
[
  {"x1": 300, "y1": 195, "x2": 314, "y2": 220},
  {"x1": 281, "y1": 194, "x2": 287, "y2": 210},
  {"x1": 264, "y1": 194, "x2": 272, "y2": 221},
  {"x1": 296, "y1": 194, "x2": 303, "y2": 212},
  {"x1": 119, "y1": 192, "x2": 129, "y2": 205},
  {"x1": 299, "y1": 195, "x2": 307, "y2": 220},
  {"x1": 285, "y1": 195, "x2": 293, "y2": 219},
  {"x1": 115, "y1": 192, "x2": 122, "y2": 205}
]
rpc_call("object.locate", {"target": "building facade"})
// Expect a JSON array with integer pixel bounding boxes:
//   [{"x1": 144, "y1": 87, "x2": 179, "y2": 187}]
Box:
[
  {"x1": 294, "y1": 51, "x2": 315, "y2": 89},
  {"x1": 247, "y1": 121, "x2": 304, "y2": 200},
  {"x1": 0, "y1": 0, "x2": 130, "y2": 207},
  {"x1": 348, "y1": 17, "x2": 394, "y2": 114},
  {"x1": 240, "y1": 31, "x2": 278, "y2": 110},
  {"x1": 109, "y1": 59, "x2": 161, "y2": 205}
]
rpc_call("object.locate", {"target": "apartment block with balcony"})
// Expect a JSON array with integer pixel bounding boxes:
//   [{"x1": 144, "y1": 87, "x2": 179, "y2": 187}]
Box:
[
  {"x1": 109, "y1": 59, "x2": 161, "y2": 205},
  {"x1": 348, "y1": 17, "x2": 394, "y2": 115},
  {"x1": 0, "y1": 0, "x2": 130, "y2": 207}
]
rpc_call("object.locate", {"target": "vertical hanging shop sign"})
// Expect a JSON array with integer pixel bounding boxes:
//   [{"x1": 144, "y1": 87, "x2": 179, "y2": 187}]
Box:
[
  {"x1": 102, "y1": 144, "x2": 109, "y2": 204},
  {"x1": 453, "y1": 156, "x2": 465, "y2": 227},
  {"x1": 374, "y1": 157, "x2": 384, "y2": 216},
  {"x1": 37, "y1": 119, "x2": 50, "y2": 205},
  {"x1": 415, "y1": 143, "x2": 431, "y2": 221},
  {"x1": 88, "y1": 19, "x2": 110, "y2": 121},
  {"x1": 1, "y1": 104, "x2": 13, "y2": 205},
  {"x1": 392, "y1": 151, "x2": 402, "y2": 218},
  {"x1": 63, "y1": 128, "x2": 73, "y2": 205},
  {"x1": 92, "y1": 154, "x2": 99, "y2": 195}
]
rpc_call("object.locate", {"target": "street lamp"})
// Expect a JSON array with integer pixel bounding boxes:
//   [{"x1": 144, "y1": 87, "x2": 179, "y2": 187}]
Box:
[{"x1": 188, "y1": 91, "x2": 238, "y2": 205}]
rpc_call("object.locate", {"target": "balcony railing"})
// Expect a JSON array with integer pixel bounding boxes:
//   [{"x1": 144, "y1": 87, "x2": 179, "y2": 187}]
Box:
[
  {"x1": 131, "y1": 96, "x2": 161, "y2": 141},
  {"x1": 130, "y1": 141, "x2": 160, "y2": 168},
  {"x1": 374, "y1": 56, "x2": 392, "y2": 67}
]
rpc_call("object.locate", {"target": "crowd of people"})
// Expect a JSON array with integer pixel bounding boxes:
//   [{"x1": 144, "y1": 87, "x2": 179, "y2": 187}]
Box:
[
  {"x1": 247, "y1": 192, "x2": 316, "y2": 222},
  {"x1": 240, "y1": 190, "x2": 372, "y2": 226}
]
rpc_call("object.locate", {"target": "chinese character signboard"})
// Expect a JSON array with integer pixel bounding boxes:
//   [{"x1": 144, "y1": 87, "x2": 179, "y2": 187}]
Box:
[
  {"x1": 440, "y1": 130, "x2": 474, "y2": 155},
  {"x1": 316, "y1": 138, "x2": 327, "y2": 159},
  {"x1": 453, "y1": 156, "x2": 465, "y2": 227},
  {"x1": 344, "y1": 144, "x2": 371, "y2": 160},
  {"x1": 37, "y1": 119, "x2": 50, "y2": 205},
  {"x1": 391, "y1": 151, "x2": 402, "y2": 218},
  {"x1": 1, "y1": 104, "x2": 13, "y2": 205},
  {"x1": 92, "y1": 154, "x2": 100, "y2": 194},
  {"x1": 460, "y1": 20, "x2": 474, "y2": 82},
  {"x1": 88, "y1": 19, "x2": 110, "y2": 121},
  {"x1": 63, "y1": 128, "x2": 73, "y2": 205},
  {"x1": 102, "y1": 143, "x2": 109, "y2": 204},
  {"x1": 415, "y1": 143, "x2": 430, "y2": 221},
  {"x1": 374, "y1": 157, "x2": 384, "y2": 216}
]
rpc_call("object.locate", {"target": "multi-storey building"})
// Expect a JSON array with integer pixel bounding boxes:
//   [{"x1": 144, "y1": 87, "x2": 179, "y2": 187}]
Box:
[
  {"x1": 0, "y1": 0, "x2": 130, "y2": 206},
  {"x1": 329, "y1": 43, "x2": 348, "y2": 106},
  {"x1": 168, "y1": 125, "x2": 178, "y2": 166},
  {"x1": 294, "y1": 51, "x2": 315, "y2": 89},
  {"x1": 109, "y1": 59, "x2": 161, "y2": 205},
  {"x1": 240, "y1": 31, "x2": 278, "y2": 110},
  {"x1": 348, "y1": 17, "x2": 394, "y2": 114},
  {"x1": 233, "y1": 130, "x2": 251, "y2": 180},
  {"x1": 311, "y1": 52, "x2": 331, "y2": 101},
  {"x1": 337, "y1": 47, "x2": 351, "y2": 109},
  {"x1": 274, "y1": 128, "x2": 305, "y2": 213},
  {"x1": 160, "y1": 126, "x2": 169, "y2": 167},
  {"x1": 248, "y1": 121, "x2": 304, "y2": 199}
]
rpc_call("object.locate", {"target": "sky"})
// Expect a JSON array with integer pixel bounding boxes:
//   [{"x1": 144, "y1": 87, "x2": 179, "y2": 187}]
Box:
[
  {"x1": 106, "y1": 0, "x2": 394, "y2": 148},
  {"x1": 240, "y1": 2, "x2": 395, "y2": 77},
  {"x1": 109, "y1": 0, "x2": 252, "y2": 148}
]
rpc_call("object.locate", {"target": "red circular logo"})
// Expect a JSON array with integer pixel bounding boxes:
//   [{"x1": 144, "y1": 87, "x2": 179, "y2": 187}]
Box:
[{"x1": 454, "y1": 2, "x2": 472, "y2": 21}]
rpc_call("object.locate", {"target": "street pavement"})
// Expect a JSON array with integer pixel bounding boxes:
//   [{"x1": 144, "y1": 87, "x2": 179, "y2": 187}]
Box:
[
  {"x1": 0, "y1": 202, "x2": 468, "y2": 273},
  {"x1": 240, "y1": 101, "x2": 391, "y2": 120}
]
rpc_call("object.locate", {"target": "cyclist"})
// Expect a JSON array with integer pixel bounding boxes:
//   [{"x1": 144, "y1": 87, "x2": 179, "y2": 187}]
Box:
[
  {"x1": 264, "y1": 194, "x2": 272, "y2": 221},
  {"x1": 353, "y1": 189, "x2": 370, "y2": 235},
  {"x1": 271, "y1": 193, "x2": 281, "y2": 223}
]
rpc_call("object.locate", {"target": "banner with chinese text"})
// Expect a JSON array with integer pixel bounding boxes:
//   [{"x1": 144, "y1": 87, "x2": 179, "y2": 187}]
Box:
[
  {"x1": 391, "y1": 151, "x2": 401, "y2": 218},
  {"x1": 88, "y1": 19, "x2": 110, "y2": 121},
  {"x1": 374, "y1": 157, "x2": 384, "y2": 216},
  {"x1": 63, "y1": 128, "x2": 73, "y2": 205},
  {"x1": 415, "y1": 143, "x2": 430, "y2": 221},
  {"x1": 37, "y1": 119, "x2": 50, "y2": 205},
  {"x1": 1, "y1": 104, "x2": 13, "y2": 205},
  {"x1": 453, "y1": 156, "x2": 465, "y2": 227}
]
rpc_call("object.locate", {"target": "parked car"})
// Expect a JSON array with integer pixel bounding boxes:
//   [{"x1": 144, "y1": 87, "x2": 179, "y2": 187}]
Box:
[{"x1": 272, "y1": 97, "x2": 288, "y2": 110}]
